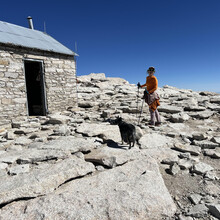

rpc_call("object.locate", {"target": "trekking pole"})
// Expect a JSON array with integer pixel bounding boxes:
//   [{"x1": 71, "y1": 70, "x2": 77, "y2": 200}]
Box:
[
  {"x1": 138, "y1": 98, "x2": 145, "y2": 125},
  {"x1": 136, "y1": 86, "x2": 140, "y2": 119},
  {"x1": 75, "y1": 42, "x2": 79, "y2": 108}
]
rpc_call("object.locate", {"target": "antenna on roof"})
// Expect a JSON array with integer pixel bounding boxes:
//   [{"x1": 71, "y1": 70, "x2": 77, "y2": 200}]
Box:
[{"x1": 44, "y1": 21, "x2": 47, "y2": 33}]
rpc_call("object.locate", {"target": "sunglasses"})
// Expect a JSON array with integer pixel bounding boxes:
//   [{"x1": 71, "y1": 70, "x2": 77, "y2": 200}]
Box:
[{"x1": 147, "y1": 69, "x2": 154, "y2": 72}]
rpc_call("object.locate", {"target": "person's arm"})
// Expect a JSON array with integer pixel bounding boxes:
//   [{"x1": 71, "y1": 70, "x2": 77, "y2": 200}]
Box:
[
  {"x1": 148, "y1": 77, "x2": 158, "y2": 93},
  {"x1": 140, "y1": 77, "x2": 147, "y2": 88},
  {"x1": 140, "y1": 83, "x2": 147, "y2": 88}
]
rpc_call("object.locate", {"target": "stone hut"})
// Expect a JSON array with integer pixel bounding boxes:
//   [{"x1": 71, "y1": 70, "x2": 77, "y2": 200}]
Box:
[{"x1": 0, "y1": 18, "x2": 77, "y2": 126}]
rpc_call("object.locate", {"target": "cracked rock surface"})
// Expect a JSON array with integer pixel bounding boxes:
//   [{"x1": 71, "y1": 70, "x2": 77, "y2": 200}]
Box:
[
  {"x1": 0, "y1": 158, "x2": 176, "y2": 220},
  {"x1": 0, "y1": 73, "x2": 220, "y2": 219}
]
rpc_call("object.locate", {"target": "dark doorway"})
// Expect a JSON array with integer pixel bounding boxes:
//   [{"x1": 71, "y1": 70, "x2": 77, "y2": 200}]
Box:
[{"x1": 24, "y1": 60, "x2": 47, "y2": 116}]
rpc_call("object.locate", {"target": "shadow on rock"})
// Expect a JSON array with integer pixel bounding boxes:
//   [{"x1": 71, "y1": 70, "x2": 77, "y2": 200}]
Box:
[{"x1": 106, "y1": 139, "x2": 128, "y2": 150}]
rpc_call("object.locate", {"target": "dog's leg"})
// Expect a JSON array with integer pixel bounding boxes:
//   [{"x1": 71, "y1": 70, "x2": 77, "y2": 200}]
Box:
[
  {"x1": 132, "y1": 141, "x2": 135, "y2": 148},
  {"x1": 131, "y1": 133, "x2": 136, "y2": 148},
  {"x1": 121, "y1": 140, "x2": 124, "y2": 145},
  {"x1": 128, "y1": 135, "x2": 133, "y2": 149},
  {"x1": 128, "y1": 141, "x2": 132, "y2": 149},
  {"x1": 121, "y1": 135, "x2": 124, "y2": 145},
  {"x1": 130, "y1": 141, "x2": 134, "y2": 149},
  {"x1": 136, "y1": 139, "x2": 141, "y2": 146}
]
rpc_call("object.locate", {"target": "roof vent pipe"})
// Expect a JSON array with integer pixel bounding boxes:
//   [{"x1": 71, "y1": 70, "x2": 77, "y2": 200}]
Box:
[{"x1": 27, "y1": 16, "x2": 34, "y2": 29}]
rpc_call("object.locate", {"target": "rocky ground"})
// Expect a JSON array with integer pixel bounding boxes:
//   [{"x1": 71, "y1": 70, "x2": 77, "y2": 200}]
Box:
[{"x1": 0, "y1": 73, "x2": 219, "y2": 220}]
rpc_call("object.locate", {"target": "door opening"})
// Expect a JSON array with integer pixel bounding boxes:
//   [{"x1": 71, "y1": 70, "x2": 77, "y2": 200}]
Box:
[{"x1": 24, "y1": 60, "x2": 47, "y2": 116}]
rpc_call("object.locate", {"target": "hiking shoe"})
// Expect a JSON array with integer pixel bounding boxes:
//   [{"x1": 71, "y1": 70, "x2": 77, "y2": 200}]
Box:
[
  {"x1": 155, "y1": 122, "x2": 162, "y2": 126},
  {"x1": 148, "y1": 123, "x2": 155, "y2": 127}
]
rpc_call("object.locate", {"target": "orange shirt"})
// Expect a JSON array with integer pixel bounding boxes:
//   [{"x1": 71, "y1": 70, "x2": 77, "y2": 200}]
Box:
[{"x1": 141, "y1": 75, "x2": 158, "y2": 94}]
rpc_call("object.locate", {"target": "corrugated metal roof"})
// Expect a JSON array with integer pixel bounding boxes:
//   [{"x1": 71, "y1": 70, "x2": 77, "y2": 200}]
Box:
[{"x1": 0, "y1": 20, "x2": 76, "y2": 56}]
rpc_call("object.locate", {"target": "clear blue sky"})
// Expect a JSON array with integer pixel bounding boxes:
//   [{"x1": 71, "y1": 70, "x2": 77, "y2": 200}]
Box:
[{"x1": 1, "y1": 0, "x2": 220, "y2": 92}]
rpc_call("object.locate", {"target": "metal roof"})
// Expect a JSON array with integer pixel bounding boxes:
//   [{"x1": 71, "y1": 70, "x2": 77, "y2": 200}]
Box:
[{"x1": 0, "y1": 20, "x2": 76, "y2": 56}]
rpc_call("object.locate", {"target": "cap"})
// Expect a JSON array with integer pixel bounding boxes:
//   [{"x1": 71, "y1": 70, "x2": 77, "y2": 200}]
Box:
[{"x1": 147, "y1": 66, "x2": 155, "y2": 72}]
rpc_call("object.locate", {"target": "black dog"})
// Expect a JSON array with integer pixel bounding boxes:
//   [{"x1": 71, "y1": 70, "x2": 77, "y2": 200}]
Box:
[{"x1": 109, "y1": 117, "x2": 136, "y2": 149}]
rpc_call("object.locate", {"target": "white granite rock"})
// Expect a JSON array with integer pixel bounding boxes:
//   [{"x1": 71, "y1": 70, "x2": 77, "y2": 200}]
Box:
[
  {"x1": 188, "y1": 194, "x2": 202, "y2": 205},
  {"x1": 139, "y1": 133, "x2": 173, "y2": 149},
  {"x1": 14, "y1": 136, "x2": 32, "y2": 146},
  {"x1": 193, "y1": 140, "x2": 219, "y2": 149},
  {"x1": 76, "y1": 123, "x2": 121, "y2": 142},
  {"x1": 207, "y1": 204, "x2": 220, "y2": 219},
  {"x1": 192, "y1": 162, "x2": 214, "y2": 175},
  {"x1": 8, "y1": 164, "x2": 30, "y2": 175},
  {"x1": 30, "y1": 136, "x2": 100, "y2": 154},
  {"x1": 0, "y1": 157, "x2": 176, "y2": 220},
  {"x1": 173, "y1": 143, "x2": 201, "y2": 156},
  {"x1": 0, "y1": 157, "x2": 95, "y2": 206},
  {"x1": 158, "y1": 105, "x2": 183, "y2": 113},
  {"x1": 0, "y1": 163, "x2": 8, "y2": 170},
  {"x1": 170, "y1": 113, "x2": 190, "y2": 123},
  {"x1": 187, "y1": 204, "x2": 209, "y2": 218},
  {"x1": 189, "y1": 110, "x2": 215, "y2": 119}
]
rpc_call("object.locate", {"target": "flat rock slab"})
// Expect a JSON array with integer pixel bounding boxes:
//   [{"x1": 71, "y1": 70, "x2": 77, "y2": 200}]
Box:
[
  {"x1": 178, "y1": 159, "x2": 193, "y2": 170},
  {"x1": 0, "y1": 163, "x2": 8, "y2": 170},
  {"x1": 76, "y1": 123, "x2": 121, "y2": 142},
  {"x1": 0, "y1": 157, "x2": 176, "y2": 220},
  {"x1": 86, "y1": 140, "x2": 179, "y2": 166},
  {"x1": 192, "y1": 162, "x2": 214, "y2": 175},
  {"x1": 192, "y1": 133, "x2": 206, "y2": 141},
  {"x1": 0, "y1": 149, "x2": 70, "y2": 165},
  {"x1": 184, "y1": 106, "x2": 206, "y2": 111},
  {"x1": 145, "y1": 148, "x2": 179, "y2": 163},
  {"x1": 85, "y1": 147, "x2": 130, "y2": 168},
  {"x1": 206, "y1": 103, "x2": 220, "y2": 112},
  {"x1": 167, "y1": 123, "x2": 192, "y2": 133},
  {"x1": 172, "y1": 143, "x2": 201, "y2": 156},
  {"x1": 106, "y1": 77, "x2": 129, "y2": 84},
  {"x1": 19, "y1": 149, "x2": 70, "y2": 164},
  {"x1": 14, "y1": 128, "x2": 39, "y2": 135},
  {"x1": 193, "y1": 140, "x2": 219, "y2": 149},
  {"x1": 8, "y1": 164, "x2": 30, "y2": 175},
  {"x1": 78, "y1": 73, "x2": 107, "y2": 82},
  {"x1": 188, "y1": 194, "x2": 202, "y2": 205},
  {"x1": 187, "y1": 204, "x2": 209, "y2": 218},
  {"x1": 207, "y1": 204, "x2": 220, "y2": 219},
  {"x1": 0, "y1": 157, "x2": 95, "y2": 206},
  {"x1": 85, "y1": 146, "x2": 149, "y2": 168},
  {"x1": 210, "y1": 96, "x2": 220, "y2": 104},
  {"x1": 170, "y1": 113, "x2": 190, "y2": 123},
  {"x1": 189, "y1": 111, "x2": 215, "y2": 119},
  {"x1": 78, "y1": 101, "x2": 99, "y2": 108},
  {"x1": 211, "y1": 136, "x2": 220, "y2": 145},
  {"x1": 0, "y1": 154, "x2": 20, "y2": 164},
  {"x1": 158, "y1": 105, "x2": 182, "y2": 113},
  {"x1": 29, "y1": 136, "x2": 100, "y2": 154},
  {"x1": 44, "y1": 113, "x2": 72, "y2": 125},
  {"x1": 204, "y1": 149, "x2": 220, "y2": 159},
  {"x1": 139, "y1": 133, "x2": 173, "y2": 149},
  {"x1": 14, "y1": 136, "x2": 32, "y2": 146}
]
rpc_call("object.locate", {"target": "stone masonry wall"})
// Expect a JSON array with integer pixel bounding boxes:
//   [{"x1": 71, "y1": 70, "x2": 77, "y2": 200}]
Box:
[{"x1": 0, "y1": 45, "x2": 76, "y2": 126}]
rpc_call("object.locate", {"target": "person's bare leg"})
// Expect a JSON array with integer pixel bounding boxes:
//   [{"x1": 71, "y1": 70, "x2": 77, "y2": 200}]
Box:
[
  {"x1": 155, "y1": 109, "x2": 161, "y2": 123},
  {"x1": 149, "y1": 108, "x2": 156, "y2": 125}
]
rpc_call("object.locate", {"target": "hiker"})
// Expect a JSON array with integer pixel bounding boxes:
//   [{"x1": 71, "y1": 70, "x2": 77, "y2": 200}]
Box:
[{"x1": 137, "y1": 66, "x2": 161, "y2": 126}]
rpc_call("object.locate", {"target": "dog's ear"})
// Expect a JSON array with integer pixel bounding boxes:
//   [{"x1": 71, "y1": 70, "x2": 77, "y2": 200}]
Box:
[
  {"x1": 118, "y1": 117, "x2": 122, "y2": 122},
  {"x1": 106, "y1": 118, "x2": 111, "y2": 123},
  {"x1": 116, "y1": 116, "x2": 120, "y2": 121}
]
